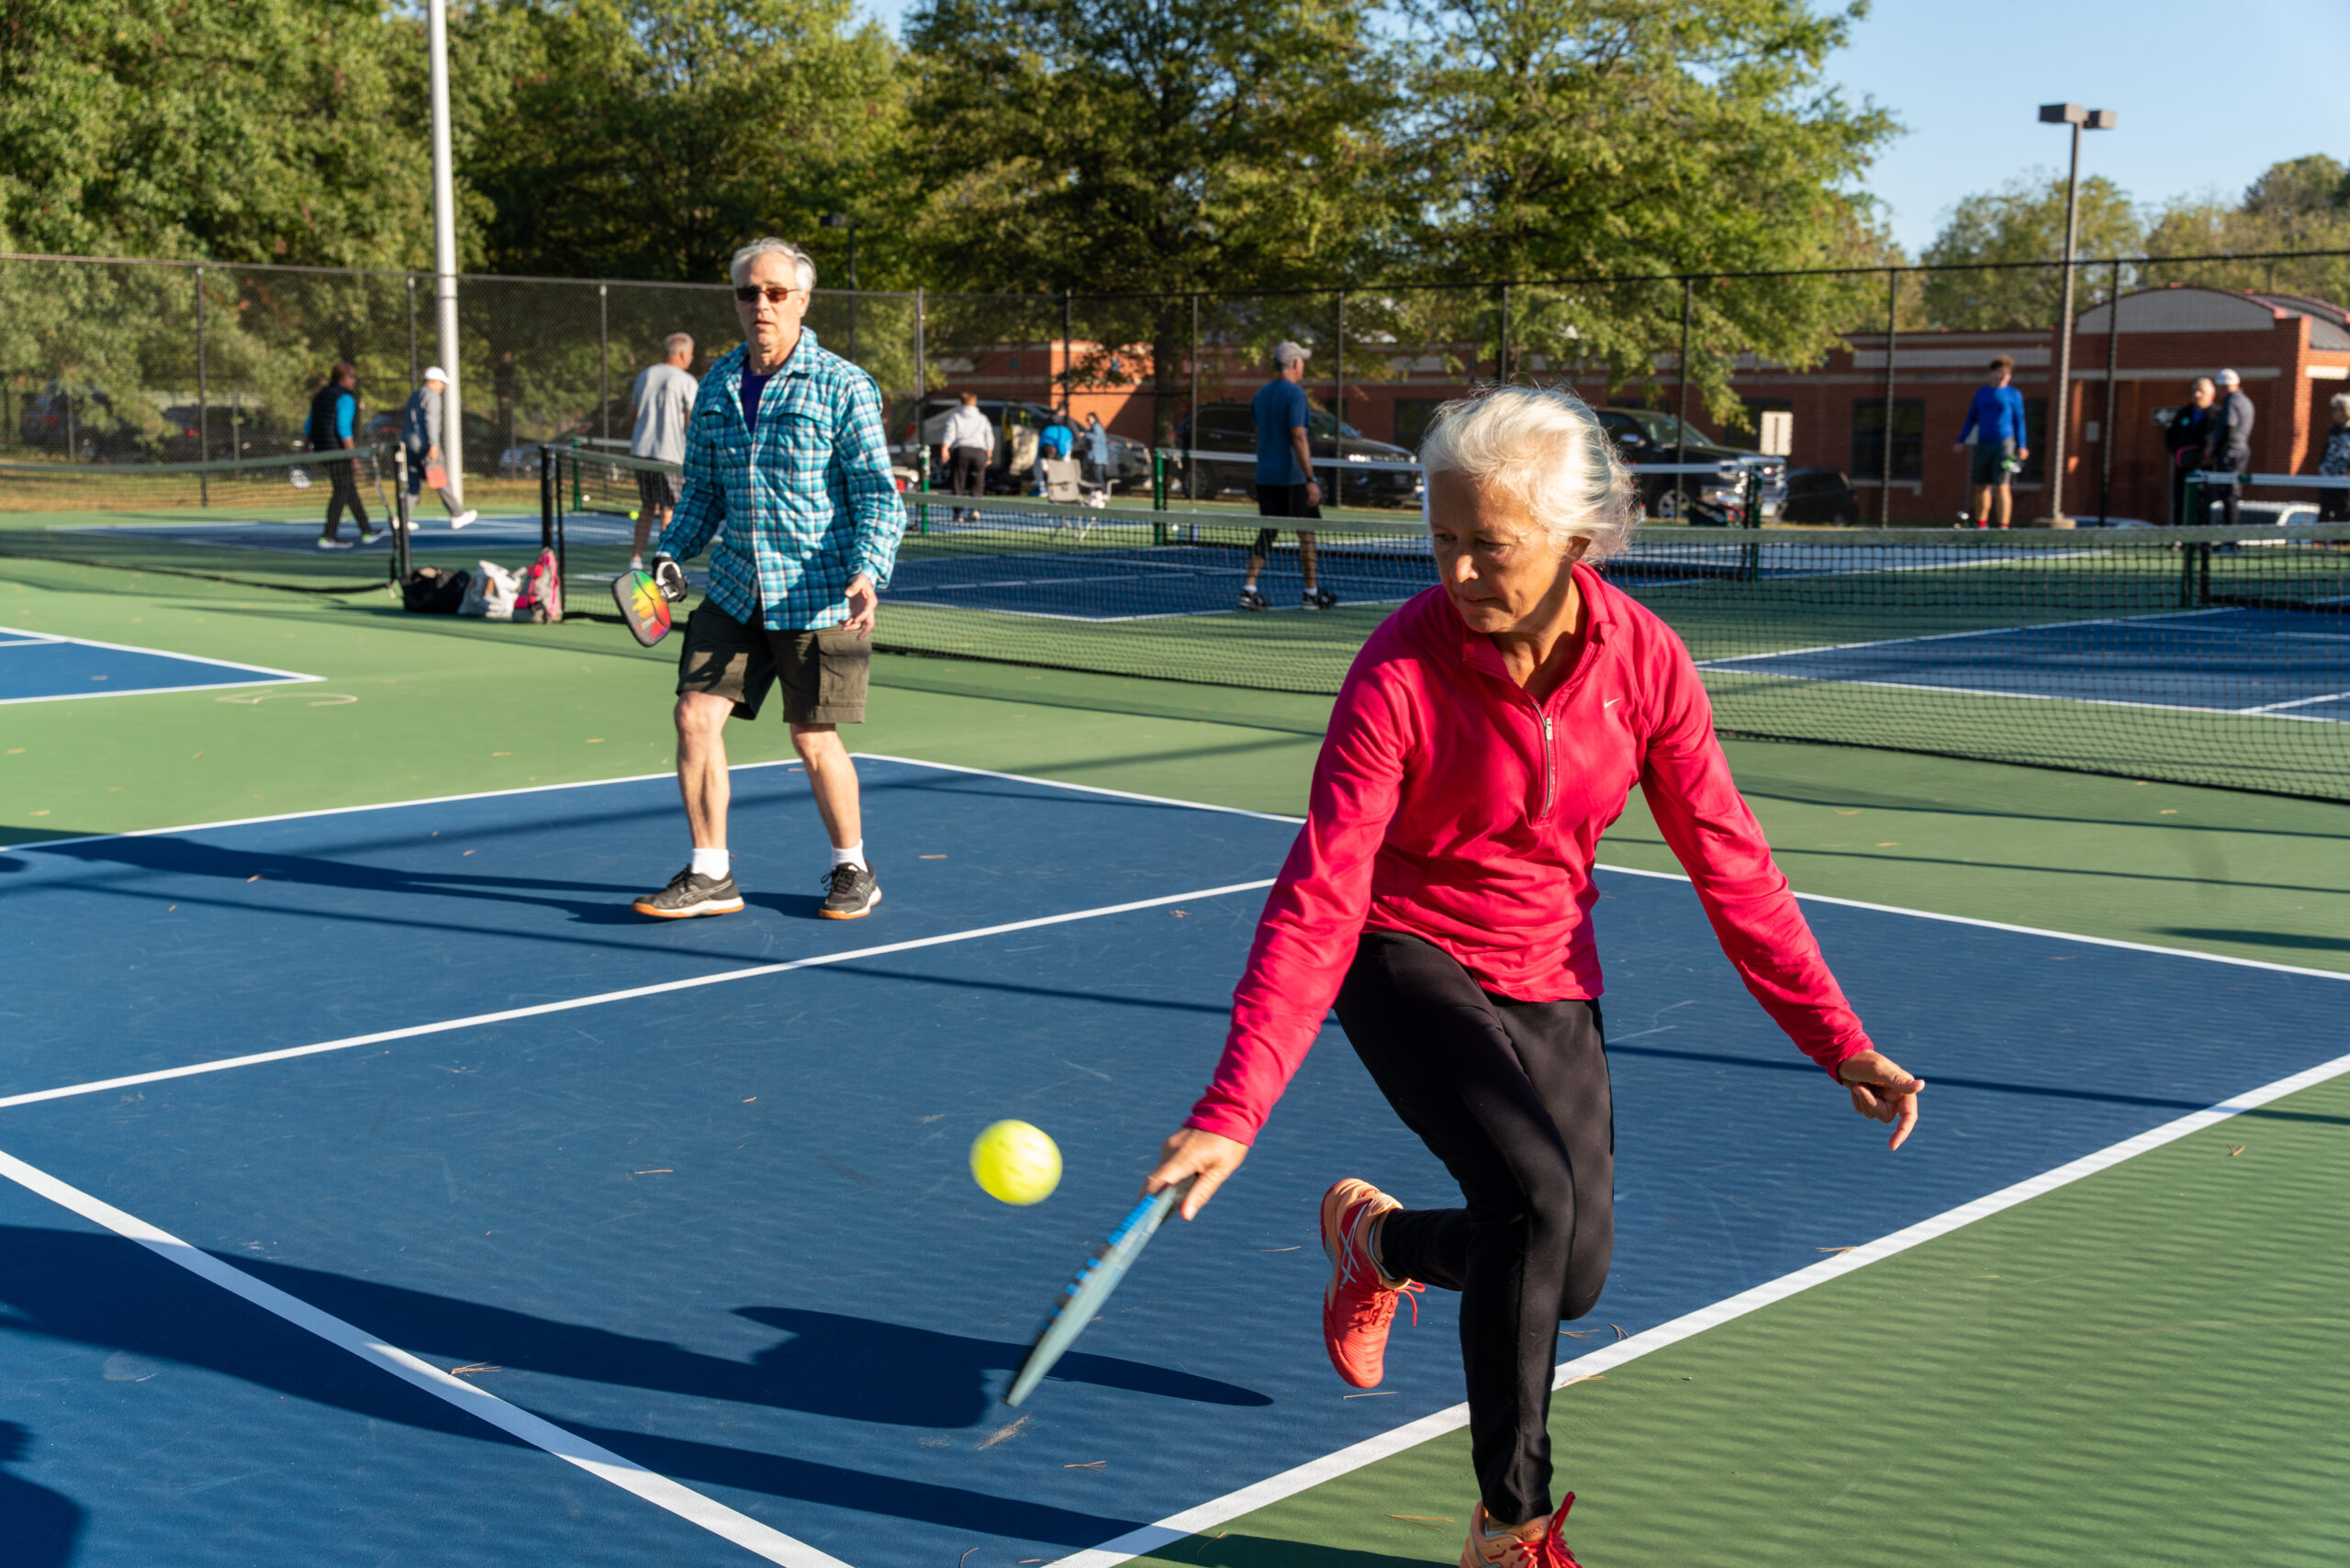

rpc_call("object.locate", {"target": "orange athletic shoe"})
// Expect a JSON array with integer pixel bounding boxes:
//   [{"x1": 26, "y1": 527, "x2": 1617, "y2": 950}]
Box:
[
  {"x1": 1318, "y1": 1178, "x2": 1420, "y2": 1388},
  {"x1": 1460, "y1": 1496, "x2": 1586, "y2": 1567}
]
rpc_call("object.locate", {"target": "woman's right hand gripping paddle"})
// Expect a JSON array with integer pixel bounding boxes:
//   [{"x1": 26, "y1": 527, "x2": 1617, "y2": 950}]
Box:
[{"x1": 1144, "y1": 1126, "x2": 1250, "y2": 1220}]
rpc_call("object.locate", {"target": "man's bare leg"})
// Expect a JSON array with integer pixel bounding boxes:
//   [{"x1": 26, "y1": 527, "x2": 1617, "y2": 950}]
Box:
[
  {"x1": 791, "y1": 722, "x2": 861, "y2": 852},
  {"x1": 1971, "y1": 484, "x2": 1992, "y2": 526},
  {"x1": 1298, "y1": 530, "x2": 1319, "y2": 592},
  {"x1": 1993, "y1": 483, "x2": 2013, "y2": 529},
  {"x1": 632, "y1": 503, "x2": 669, "y2": 566},
  {"x1": 676, "y1": 691, "x2": 734, "y2": 848}
]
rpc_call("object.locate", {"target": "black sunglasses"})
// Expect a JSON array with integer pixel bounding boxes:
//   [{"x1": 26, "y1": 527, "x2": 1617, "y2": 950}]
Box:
[{"x1": 733, "y1": 284, "x2": 802, "y2": 304}]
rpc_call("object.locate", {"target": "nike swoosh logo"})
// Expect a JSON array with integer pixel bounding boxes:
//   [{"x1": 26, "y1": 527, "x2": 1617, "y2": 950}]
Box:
[{"x1": 1604, "y1": 698, "x2": 1621, "y2": 709}]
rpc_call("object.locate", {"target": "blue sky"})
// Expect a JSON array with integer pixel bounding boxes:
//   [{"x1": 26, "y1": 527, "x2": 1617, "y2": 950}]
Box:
[{"x1": 858, "y1": 0, "x2": 2349, "y2": 256}]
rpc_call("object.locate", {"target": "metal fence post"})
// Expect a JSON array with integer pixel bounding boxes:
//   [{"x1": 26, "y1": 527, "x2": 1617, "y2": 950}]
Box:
[
  {"x1": 1675, "y1": 276, "x2": 1693, "y2": 514},
  {"x1": 1189, "y1": 291, "x2": 1201, "y2": 505},
  {"x1": 1881, "y1": 269, "x2": 1898, "y2": 525},
  {"x1": 599, "y1": 282, "x2": 610, "y2": 447},
  {"x1": 1334, "y1": 288, "x2": 1347, "y2": 508},
  {"x1": 195, "y1": 264, "x2": 209, "y2": 502},
  {"x1": 407, "y1": 274, "x2": 419, "y2": 390},
  {"x1": 2099, "y1": 257, "x2": 2121, "y2": 525}
]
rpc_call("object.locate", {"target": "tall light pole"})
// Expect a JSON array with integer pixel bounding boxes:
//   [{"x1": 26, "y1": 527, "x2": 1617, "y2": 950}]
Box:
[
  {"x1": 427, "y1": 0, "x2": 464, "y2": 502},
  {"x1": 821, "y1": 213, "x2": 857, "y2": 363},
  {"x1": 2038, "y1": 102, "x2": 2116, "y2": 527}
]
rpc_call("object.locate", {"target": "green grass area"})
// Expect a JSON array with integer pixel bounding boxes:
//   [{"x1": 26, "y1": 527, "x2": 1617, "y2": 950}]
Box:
[{"x1": 5, "y1": 555, "x2": 2347, "y2": 1565}]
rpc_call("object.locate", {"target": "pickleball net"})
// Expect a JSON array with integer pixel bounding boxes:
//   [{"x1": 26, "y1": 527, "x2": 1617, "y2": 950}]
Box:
[{"x1": 0, "y1": 450, "x2": 408, "y2": 591}]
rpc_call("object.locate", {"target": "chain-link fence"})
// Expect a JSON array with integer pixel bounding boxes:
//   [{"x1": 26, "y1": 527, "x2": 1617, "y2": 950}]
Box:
[{"x1": 6, "y1": 246, "x2": 2347, "y2": 537}]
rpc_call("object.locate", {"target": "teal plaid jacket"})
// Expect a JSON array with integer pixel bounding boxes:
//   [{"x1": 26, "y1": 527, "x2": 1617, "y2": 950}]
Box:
[{"x1": 655, "y1": 330, "x2": 904, "y2": 631}]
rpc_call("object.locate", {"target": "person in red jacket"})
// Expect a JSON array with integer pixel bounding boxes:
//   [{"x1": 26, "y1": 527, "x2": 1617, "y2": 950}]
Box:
[{"x1": 1142, "y1": 386, "x2": 1924, "y2": 1567}]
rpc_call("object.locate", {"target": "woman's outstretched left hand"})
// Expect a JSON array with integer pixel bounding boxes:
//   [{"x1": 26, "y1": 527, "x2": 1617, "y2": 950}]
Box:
[{"x1": 1837, "y1": 1051, "x2": 1924, "y2": 1151}]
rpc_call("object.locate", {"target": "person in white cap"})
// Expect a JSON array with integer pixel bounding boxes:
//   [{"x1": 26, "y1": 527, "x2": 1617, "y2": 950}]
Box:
[
  {"x1": 1239, "y1": 340, "x2": 1336, "y2": 611},
  {"x1": 400, "y1": 368, "x2": 476, "y2": 529},
  {"x1": 2201, "y1": 369, "x2": 2255, "y2": 528}
]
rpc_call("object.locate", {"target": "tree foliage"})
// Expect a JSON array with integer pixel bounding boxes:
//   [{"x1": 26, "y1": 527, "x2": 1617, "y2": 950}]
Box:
[
  {"x1": 1915, "y1": 174, "x2": 2142, "y2": 330},
  {"x1": 466, "y1": 0, "x2": 904, "y2": 286},
  {"x1": 2143, "y1": 154, "x2": 2350, "y2": 303},
  {"x1": 1393, "y1": 0, "x2": 1896, "y2": 413}
]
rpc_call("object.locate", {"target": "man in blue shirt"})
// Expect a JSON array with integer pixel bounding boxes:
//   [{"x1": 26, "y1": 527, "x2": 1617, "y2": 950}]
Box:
[
  {"x1": 1953, "y1": 354, "x2": 2030, "y2": 529},
  {"x1": 633, "y1": 236, "x2": 905, "y2": 924},
  {"x1": 1239, "y1": 341, "x2": 1335, "y2": 610},
  {"x1": 305, "y1": 362, "x2": 381, "y2": 550}
]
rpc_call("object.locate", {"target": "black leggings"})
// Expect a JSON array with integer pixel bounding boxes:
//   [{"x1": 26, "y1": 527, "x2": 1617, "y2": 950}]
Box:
[
  {"x1": 322, "y1": 458, "x2": 370, "y2": 537},
  {"x1": 1335, "y1": 930, "x2": 1613, "y2": 1526}
]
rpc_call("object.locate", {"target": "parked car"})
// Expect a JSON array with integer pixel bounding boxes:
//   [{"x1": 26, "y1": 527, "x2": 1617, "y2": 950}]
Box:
[
  {"x1": 890, "y1": 396, "x2": 1151, "y2": 491},
  {"x1": 156, "y1": 404, "x2": 302, "y2": 463},
  {"x1": 1776, "y1": 466, "x2": 1860, "y2": 525},
  {"x1": 1168, "y1": 401, "x2": 1423, "y2": 509},
  {"x1": 1594, "y1": 407, "x2": 1784, "y2": 526},
  {"x1": 16, "y1": 382, "x2": 150, "y2": 462}
]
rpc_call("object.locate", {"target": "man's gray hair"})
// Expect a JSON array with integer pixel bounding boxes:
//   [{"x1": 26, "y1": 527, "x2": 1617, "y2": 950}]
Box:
[
  {"x1": 729, "y1": 238, "x2": 817, "y2": 291},
  {"x1": 664, "y1": 332, "x2": 695, "y2": 358},
  {"x1": 1418, "y1": 386, "x2": 1639, "y2": 560}
]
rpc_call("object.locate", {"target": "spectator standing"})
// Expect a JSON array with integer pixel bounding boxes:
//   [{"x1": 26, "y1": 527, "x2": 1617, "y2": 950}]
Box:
[
  {"x1": 633, "y1": 236, "x2": 904, "y2": 924},
  {"x1": 307, "y1": 362, "x2": 380, "y2": 550},
  {"x1": 2318, "y1": 392, "x2": 2350, "y2": 522},
  {"x1": 1081, "y1": 411, "x2": 1112, "y2": 496},
  {"x1": 938, "y1": 392, "x2": 994, "y2": 522},
  {"x1": 399, "y1": 367, "x2": 477, "y2": 532},
  {"x1": 2164, "y1": 377, "x2": 2216, "y2": 525},
  {"x1": 1036, "y1": 412, "x2": 1076, "y2": 494},
  {"x1": 629, "y1": 333, "x2": 699, "y2": 569},
  {"x1": 1238, "y1": 341, "x2": 1335, "y2": 611},
  {"x1": 2203, "y1": 369, "x2": 2255, "y2": 528},
  {"x1": 1953, "y1": 354, "x2": 2029, "y2": 530}
]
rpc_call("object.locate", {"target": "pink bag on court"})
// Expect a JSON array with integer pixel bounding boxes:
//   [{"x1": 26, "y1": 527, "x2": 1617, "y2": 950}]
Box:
[{"x1": 514, "y1": 547, "x2": 564, "y2": 624}]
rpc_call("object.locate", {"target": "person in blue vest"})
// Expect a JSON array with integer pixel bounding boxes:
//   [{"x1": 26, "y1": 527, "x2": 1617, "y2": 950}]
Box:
[
  {"x1": 307, "y1": 362, "x2": 381, "y2": 550},
  {"x1": 1953, "y1": 354, "x2": 2030, "y2": 529}
]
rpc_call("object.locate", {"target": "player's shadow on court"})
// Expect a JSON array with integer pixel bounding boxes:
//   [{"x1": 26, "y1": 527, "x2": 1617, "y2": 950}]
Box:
[
  {"x1": 734, "y1": 1306, "x2": 1272, "y2": 1426},
  {"x1": 0, "y1": 1421, "x2": 84, "y2": 1568}
]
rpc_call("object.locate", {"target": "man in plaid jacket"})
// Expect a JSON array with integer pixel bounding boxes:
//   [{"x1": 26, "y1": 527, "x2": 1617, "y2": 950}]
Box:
[{"x1": 634, "y1": 236, "x2": 906, "y2": 923}]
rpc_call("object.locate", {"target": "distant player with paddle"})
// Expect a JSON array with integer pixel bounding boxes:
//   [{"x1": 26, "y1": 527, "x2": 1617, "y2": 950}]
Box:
[
  {"x1": 1141, "y1": 387, "x2": 1923, "y2": 1566},
  {"x1": 399, "y1": 367, "x2": 477, "y2": 531},
  {"x1": 630, "y1": 236, "x2": 904, "y2": 922}
]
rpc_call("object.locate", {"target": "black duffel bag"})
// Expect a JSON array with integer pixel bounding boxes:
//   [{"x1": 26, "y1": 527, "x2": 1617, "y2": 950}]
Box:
[{"x1": 402, "y1": 566, "x2": 472, "y2": 614}]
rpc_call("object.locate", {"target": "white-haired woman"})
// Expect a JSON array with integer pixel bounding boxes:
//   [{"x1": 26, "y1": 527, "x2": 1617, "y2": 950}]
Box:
[
  {"x1": 2318, "y1": 392, "x2": 2350, "y2": 521},
  {"x1": 1144, "y1": 388, "x2": 1923, "y2": 1566}
]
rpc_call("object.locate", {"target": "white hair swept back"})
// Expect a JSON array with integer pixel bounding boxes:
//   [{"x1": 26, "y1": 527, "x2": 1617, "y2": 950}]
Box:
[
  {"x1": 729, "y1": 237, "x2": 817, "y2": 291},
  {"x1": 1418, "y1": 386, "x2": 1639, "y2": 560}
]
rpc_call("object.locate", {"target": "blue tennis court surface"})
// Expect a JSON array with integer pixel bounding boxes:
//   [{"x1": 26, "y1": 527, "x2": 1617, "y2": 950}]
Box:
[
  {"x1": 2, "y1": 756, "x2": 2345, "y2": 1566},
  {"x1": 888, "y1": 543, "x2": 1428, "y2": 620},
  {"x1": 0, "y1": 628, "x2": 314, "y2": 704},
  {"x1": 1702, "y1": 606, "x2": 2350, "y2": 720}
]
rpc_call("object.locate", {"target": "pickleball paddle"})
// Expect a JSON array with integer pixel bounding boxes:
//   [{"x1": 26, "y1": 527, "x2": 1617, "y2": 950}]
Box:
[
  {"x1": 1003, "y1": 1176, "x2": 1193, "y2": 1406},
  {"x1": 610, "y1": 568, "x2": 674, "y2": 647}
]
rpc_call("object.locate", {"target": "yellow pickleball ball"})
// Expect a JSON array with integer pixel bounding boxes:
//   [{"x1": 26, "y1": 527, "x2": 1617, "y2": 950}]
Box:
[{"x1": 970, "y1": 1119, "x2": 1062, "y2": 1205}]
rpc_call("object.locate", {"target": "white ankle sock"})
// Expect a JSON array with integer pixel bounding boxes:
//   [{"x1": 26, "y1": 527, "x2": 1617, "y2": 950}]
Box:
[
  {"x1": 690, "y1": 846, "x2": 730, "y2": 879},
  {"x1": 832, "y1": 841, "x2": 865, "y2": 869}
]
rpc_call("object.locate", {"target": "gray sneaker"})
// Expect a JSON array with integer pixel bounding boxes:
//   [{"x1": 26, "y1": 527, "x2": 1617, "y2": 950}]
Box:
[
  {"x1": 632, "y1": 867, "x2": 745, "y2": 920},
  {"x1": 819, "y1": 862, "x2": 880, "y2": 920}
]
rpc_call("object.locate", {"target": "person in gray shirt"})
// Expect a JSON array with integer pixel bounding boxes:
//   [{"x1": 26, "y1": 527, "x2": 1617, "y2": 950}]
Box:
[
  {"x1": 2202, "y1": 368, "x2": 2256, "y2": 528},
  {"x1": 400, "y1": 367, "x2": 476, "y2": 530},
  {"x1": 630, "y1": 333, "x2": 699, "y2": 568}
]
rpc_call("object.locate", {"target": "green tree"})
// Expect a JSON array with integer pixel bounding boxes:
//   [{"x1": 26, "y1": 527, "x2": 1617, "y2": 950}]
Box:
[
  {"x1": 1395, "y1": 0, "x2": 1897, "y2": 416},
  {"x1": 2143, "y1": 154, "x2": 2350, "y2": 303},
  {"x1": 1916, "y1": 173, "x2": 2143, "y2": 330},
  {"x1": 464, "y1": 0, "x2": 906, "y2": 286},
  {"x1": 901, "y1": 0, "x2": 1397, "y2": 439}
]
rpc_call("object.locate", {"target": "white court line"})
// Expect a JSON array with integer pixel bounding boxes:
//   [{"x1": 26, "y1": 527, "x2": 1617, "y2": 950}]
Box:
[
  {"x1": 0, "y1": 623, "x2": 322, "y2": 682},
  {"x1": 0, "y1": 1147, "x2": 848, "y2": 1568},
  {"x1": 1055, "y1": 1043, "x2": 2350, "y2": 1567},
  {"x1": 0, "y1": 879, "x2": 1277, "y2": 1113},
  {"x1": 0, "y1": 622, "x2": 322, "y2": 704}
]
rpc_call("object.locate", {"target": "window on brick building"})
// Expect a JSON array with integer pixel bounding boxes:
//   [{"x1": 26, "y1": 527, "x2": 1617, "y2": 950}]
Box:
[
  {"x1": 1393, "y1": 398, "x2": 1444, "y2": 452},
  {"x1": 2016, "y1": 398, "x2": 2049, "y2": 485},
  {"x1": 1851, "y1": 398, "x2": 1924, "y2": 480}
]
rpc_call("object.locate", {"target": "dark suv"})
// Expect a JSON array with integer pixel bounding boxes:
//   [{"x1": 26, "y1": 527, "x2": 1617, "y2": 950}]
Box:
[
  {"x1": 1595, "y1": 407, "x2": 1784, "y2": 526},
  {"x1": 17, "y1": 382, "x2": 150, "y2": 462},
  {"x1": 1171, "y1": 402, "x2": 1422, "y2": 509}
]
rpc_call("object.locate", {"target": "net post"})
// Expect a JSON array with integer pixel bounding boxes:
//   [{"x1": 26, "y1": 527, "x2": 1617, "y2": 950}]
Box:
[
  {"x1": 540, "y1": 443, "x2": 554, "y2": 554},
  {"x1": 1151, "y1": 446, "x2": 1166, "y2": 513}
]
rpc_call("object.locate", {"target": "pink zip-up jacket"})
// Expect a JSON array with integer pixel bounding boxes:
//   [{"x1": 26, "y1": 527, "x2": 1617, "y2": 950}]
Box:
[{"x1": 1186, "y1": 569, "x2": 1873, "y2": 1146}]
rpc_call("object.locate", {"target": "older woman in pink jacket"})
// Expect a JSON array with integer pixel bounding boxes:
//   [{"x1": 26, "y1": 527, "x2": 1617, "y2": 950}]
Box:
[{"x1": 1145, "y1": 387, "x2": 1923, "y2": 1568}]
